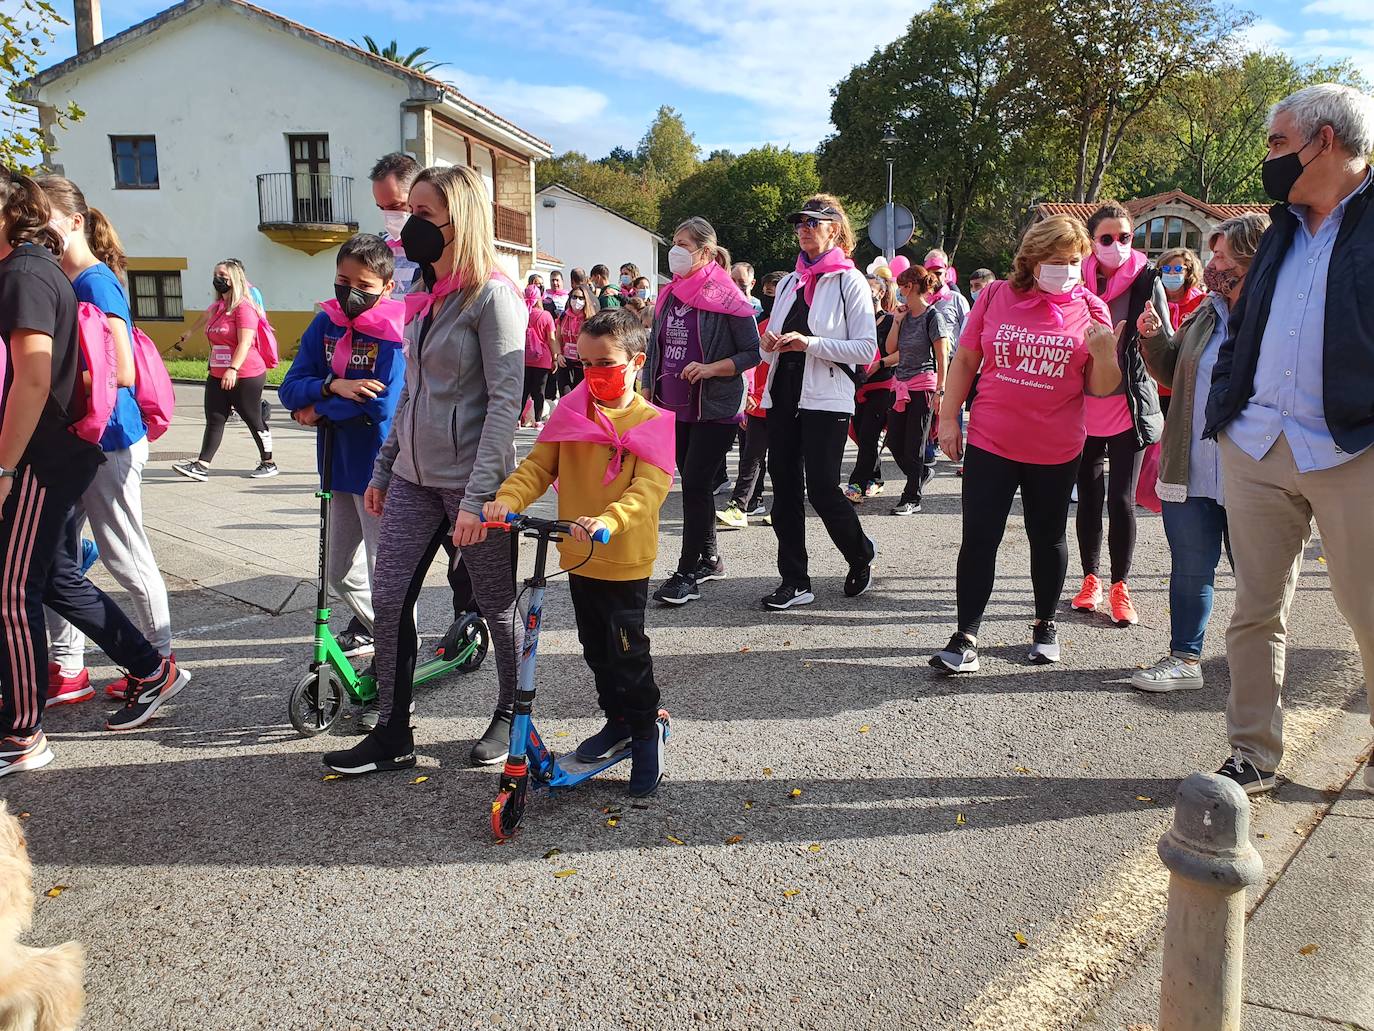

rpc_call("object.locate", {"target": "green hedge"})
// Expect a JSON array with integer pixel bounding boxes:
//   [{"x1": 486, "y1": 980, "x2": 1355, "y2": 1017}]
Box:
[{"x1": 163, "y1": 358, "x2": 286, "y2": 387}]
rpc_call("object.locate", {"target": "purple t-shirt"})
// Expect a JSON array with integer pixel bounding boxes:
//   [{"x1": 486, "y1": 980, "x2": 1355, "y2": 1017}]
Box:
[{"x1": 656, "y1": 300, "x2": 700, "y2": 422}]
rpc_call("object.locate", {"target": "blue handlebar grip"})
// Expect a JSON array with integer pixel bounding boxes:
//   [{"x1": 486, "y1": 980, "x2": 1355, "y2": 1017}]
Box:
[
  {"x1": 592, "y1": 527, "x2": 611, "y2": 544},
  {"x1": 504, "y1": 512, "x2": 519, "y2": 524}
]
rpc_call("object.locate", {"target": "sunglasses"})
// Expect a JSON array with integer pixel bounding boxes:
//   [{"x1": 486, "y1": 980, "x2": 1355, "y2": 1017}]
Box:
[
  {"x1": 794, "y1": 217, "x2": 829, "y2": 230},
  {"x1": 1160, "y1": 264, "x2": 1185, "y2": 274},
  {"x1": 1097, "y1": 231, "x2": 1132, "y2": 246}
]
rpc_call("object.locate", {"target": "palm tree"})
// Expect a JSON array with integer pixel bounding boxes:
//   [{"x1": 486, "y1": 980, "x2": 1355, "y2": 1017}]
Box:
[{"x1": 353, "y1": 36, "x2": 449, "y2": 74}]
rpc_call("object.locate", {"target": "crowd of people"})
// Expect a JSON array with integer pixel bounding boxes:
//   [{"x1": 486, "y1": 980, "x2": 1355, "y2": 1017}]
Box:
[{"x1": 0, "y1": 83, "x2": 1371, "y2": 803}]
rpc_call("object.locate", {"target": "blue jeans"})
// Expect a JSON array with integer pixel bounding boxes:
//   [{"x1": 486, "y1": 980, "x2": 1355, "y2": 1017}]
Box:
[{"x1": 1160, "y1": 497, "x2": 1228, "y2": 658}]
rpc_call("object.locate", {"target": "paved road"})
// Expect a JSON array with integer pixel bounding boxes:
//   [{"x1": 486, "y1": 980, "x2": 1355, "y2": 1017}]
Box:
[{"x1": 5, "y1": 385, "x2": 1366, "y2": 1030}]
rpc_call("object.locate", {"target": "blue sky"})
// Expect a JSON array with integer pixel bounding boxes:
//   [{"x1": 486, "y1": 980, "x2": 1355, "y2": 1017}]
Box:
[{"x1": 28, "y1": 0, "x2": 1374, "y2": 157}]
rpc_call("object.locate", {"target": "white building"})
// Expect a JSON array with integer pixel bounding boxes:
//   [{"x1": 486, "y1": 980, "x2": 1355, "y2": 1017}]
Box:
[
  {"x1": 21, "y1": 0, "x2": 555, "y2": 355},
  {"x1": 536, "y1": 183, "x2": 666, "y2": 287}
]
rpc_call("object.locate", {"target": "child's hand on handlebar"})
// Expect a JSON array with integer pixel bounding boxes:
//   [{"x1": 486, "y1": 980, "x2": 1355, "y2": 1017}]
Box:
[
  {"x1": 569, "y1": 516, "x2": 607, "y2": 543},
  {"x1": 482, "y1": 500, "x2": 512, "y2": 524}
]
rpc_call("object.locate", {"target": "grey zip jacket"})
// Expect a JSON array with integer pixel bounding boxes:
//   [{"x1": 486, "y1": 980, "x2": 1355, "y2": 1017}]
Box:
[{"x1": 370, "y1": 277, "x2": 526, "y2": 516}]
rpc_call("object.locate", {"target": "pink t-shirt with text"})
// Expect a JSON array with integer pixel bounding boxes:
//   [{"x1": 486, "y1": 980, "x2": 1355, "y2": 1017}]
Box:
[
  {"x1": 206, "y1": 303, "x2": 266, "y2": 378},
  {"x1": 960, "y1": 281, "x2": 1111, "y2": 465}
]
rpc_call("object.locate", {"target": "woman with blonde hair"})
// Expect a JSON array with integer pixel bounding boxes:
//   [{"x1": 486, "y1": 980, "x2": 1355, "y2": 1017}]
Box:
[
  {"x1": 930, "y1": 214, "x2": 1123, "y2": 673},
  {"x1": 172, "y1": 258, "x2": 276, "y2": 479},
  {"x1": 325, "y1": 163, "x2": 526, "y2": 775},
  {"x1": 644, "y1": 215, "x2": 761, "y2": 606},
  {"x1": 758, "y1": 195, "x2": 878, "y2": 610}
]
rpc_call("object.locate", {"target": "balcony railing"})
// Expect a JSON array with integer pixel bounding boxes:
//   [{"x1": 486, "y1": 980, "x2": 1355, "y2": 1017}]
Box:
[
  {"x1": 257, "y1": 172, "x2": 357, "y2": 228},
  {"x1": 494, "y1": 202, "x2": 531, "y2": 248}
]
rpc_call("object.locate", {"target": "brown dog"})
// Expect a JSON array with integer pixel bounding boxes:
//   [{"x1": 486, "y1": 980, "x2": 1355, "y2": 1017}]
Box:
[{"x1": 0, "y1": 802, "x2": 83, "y2": 1031}]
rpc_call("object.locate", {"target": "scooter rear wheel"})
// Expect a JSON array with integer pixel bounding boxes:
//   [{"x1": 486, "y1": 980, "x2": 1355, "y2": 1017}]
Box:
[
  {"x1": 491, "y1": 775, "x2": 528, "y2": 840},
  {"x1": 454, "y1": 614, "x2": 489, "y2": 674},
  {"x1": 288, "y1": 667, "x2": 344, "y2": 737}
]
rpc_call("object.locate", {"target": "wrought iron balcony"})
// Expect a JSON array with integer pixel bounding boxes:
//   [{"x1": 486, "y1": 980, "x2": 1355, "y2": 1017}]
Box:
[{"x1": 257, "y1": 173, "x2": 358, "y2": 255}]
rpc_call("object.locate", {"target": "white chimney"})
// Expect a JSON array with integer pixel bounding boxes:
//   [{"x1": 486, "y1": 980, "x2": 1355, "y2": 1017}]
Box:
[{"x1": 75, "y1": 0, "x2": 103, "y2": 53}]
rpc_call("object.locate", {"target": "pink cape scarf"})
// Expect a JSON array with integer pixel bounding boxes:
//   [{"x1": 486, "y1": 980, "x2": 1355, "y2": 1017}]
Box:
[
  {"x1": 404, "y1": 267, "x2": 520, "y2": 324},
  {"x1": 536, "y1": 382, "x2": 677, "y2": 484},
  {"x1": 1013, "y1": 283, "x2": 1095, "y2": 330},
  {"x1": 794, "y1": 247, "x2": 855, "y2": 306},
  {"x1": 318, "y1": 297, "x2": 406, "y2": 376},
  {"x1": 654, "y1": 262, "x2": 757, "y2": 320},
  {"x1": 1084, "y1": 248, "x2": 1148, "y2": 304}
]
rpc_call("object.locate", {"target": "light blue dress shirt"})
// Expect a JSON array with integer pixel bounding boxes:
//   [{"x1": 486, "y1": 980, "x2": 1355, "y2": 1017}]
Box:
[
  {"x1": 1188, "y1": 294, "x2": 1229, "y2": 503},
  {"x1": 1226, "y1": 167, "x2": 1373, "y2": 472}
]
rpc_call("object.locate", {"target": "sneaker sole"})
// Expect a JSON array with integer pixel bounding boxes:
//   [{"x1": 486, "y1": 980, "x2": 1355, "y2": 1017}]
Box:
[
  {"x1": 695, "y1": 571, "x2": 726, "y2": 583},
  {"x1": 1027, "y1": 648, "x2": 1060, "y2": 665},
  {"x1": 1113, "y1": 616, "x2": 1140, "y2": 628},
  {"x1": 324, "y1": 754, "x2": 417, "y2": 774},
  {"x1": 340, "y1": 644, "x2": 376, "y2": 659},
  {"x1": 250, "y1": 469, "x2": 280, "y2": 478},
  {"x1": 471, "y1": 750, "x2": 509, "y2": 767},
  {"x1": 106, "y1": 668, "x2": 190, "y2": 731},
  {"x1": 1240, "y1": 778, "x2": 1276, "y2": 796},
  {"x1": 1130, "y1": 675, "x2": 1204, "y2": 693},
  {"x1": 764, "y1": 592, "x2": 815, "y2": 611},
  {"x1": 1071, "y1": 601, "x2": 1100, "y2": 612},
  {"x1": 46, "y1": 686, "x2": 95, "y2": 707},
  {"x1": 577, "y1": 737, "x2": 632, "y2": 763},
  {"x1": 172, "y1": 466, "x2": 207, "y2": 481},
  {"x1": 0, "y1": 747, "x2": 54, "y2": 777},
  {"x1": 656, "y1": 591, "x2": 701, "y2": 605},
  {"x1": 930, "y1": 653, "x2": 980, "y2": 674}
]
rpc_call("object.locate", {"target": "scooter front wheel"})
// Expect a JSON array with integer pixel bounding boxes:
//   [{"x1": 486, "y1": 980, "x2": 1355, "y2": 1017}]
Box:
[
  {"x1": 288, "y1": 667, "x2": 344, "y2": 737},
  {"x1": 491, "y1": 773, "x2": 529, "y2": 840}
]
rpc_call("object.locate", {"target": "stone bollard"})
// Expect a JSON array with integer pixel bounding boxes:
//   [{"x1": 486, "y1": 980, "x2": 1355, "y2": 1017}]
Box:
[{"x1": 1157, "y1": 773, "x2": 1265, "y2": 1031}]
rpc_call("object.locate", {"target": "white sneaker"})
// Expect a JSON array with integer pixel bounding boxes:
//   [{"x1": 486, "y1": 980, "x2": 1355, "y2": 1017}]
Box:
[
  {"x1": 1362, "y1": 762, "x2": 1374, "y2": 792},
  {"x1": 1131, "y1": 654, "x2": 1204, "y2": 693},
  {"x1": 716, "y1": 502, "x2": 747, "y2": 529}
]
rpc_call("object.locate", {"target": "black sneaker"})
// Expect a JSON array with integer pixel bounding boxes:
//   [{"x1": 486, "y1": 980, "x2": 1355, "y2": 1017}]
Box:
[
  {"x1": 323, "y1": 728, "x2": 416, "y2": 774},
  {"x1": 628, "y1": 723, "x2": 666, "y2": 797},
  {"x1": 1216, "y1": 752, "x2": 1276, "y2": 796},
  {"x1": 844, "y1": 538, "x2": 876, "y2": 598},
  {"x1": 1027, "y1": 620, "x2": 1060, "y2": 664},
  {"x1": 762, "y1": 583, "x2": 814, "y2": 610},
  {"x1": 471, "y1": 707, "x2": 513, "y2": 766},
  {"x1": 172, "y1": 459, "x2": 209, "y2": 481},
  {"x1": 337, "y1": 618, "x2": 375, "y2": 659},
  {"x1": 654, "y1": 571, "x2": 700, "y2": 606},
  {"x1": 576, "y1": 718, "x2": 632, "y2": 762},
  {"x1": 930, "y1": 633, "x2": 979, "y2": 673},
  {"x1": 250, "y1": 461, "x2": 279, "y2": 479},
  {"x1": 106, "y1": 657, "x2": 191, "y2": 731},
  {"x1": 0, "y1": 729, "x2": 54, "y2": 778},
  {"x1": 891, "y1": 501, "x2": 921, "y2": 516},
  {"x1": 693, "y1": 555, "x2": 726, "y2": 582}
]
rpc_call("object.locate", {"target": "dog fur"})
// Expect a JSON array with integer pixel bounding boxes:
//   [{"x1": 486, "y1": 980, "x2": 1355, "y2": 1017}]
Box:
[{"x1": 0, "y1": 802, "x2": 84, "y2": 1031}]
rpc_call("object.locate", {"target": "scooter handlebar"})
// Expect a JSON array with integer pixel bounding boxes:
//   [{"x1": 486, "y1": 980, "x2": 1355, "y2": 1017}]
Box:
[{"x1": 483, "y1": 513, "x2": 611, "y2": 544}]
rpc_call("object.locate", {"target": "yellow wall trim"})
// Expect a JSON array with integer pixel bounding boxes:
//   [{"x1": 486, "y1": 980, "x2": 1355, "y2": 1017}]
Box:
[
  {"x1": 143, "y1": 309, "x2": 318, "y2": 361},
  {"x1": 127, "y1": 256, "x2": 189, "y2": 271}
]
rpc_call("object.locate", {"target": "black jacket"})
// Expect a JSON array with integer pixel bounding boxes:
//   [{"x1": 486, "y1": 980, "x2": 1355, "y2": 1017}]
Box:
[
  {"x1": 1109, "y1": 266, "x2": 1166, "y2": 448},
  {"x1": 1204, "y1": 174, "x2": 1374, "y2": 453}
]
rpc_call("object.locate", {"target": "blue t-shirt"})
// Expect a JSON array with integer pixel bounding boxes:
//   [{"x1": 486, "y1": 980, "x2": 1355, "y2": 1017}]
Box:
[{"x1": 73, "y1": 263, "x2": 145, "y2": 452}]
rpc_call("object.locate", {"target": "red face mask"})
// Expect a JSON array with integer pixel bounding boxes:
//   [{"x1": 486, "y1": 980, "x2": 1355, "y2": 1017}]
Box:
[{"x1": 585, "y1": 363, "x2": 632, "y2": 402}]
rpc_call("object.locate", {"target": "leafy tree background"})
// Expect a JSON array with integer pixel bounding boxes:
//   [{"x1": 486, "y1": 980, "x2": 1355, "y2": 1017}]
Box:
[{"x1": 2, "y1": 0, "x2": 83, "y2": 171}]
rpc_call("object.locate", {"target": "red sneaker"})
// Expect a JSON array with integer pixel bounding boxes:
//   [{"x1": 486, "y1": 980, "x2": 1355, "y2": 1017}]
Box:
[
  {"x1": 45, "y1": 663, "x2": 94, "y2": 707},
  {"x1": 1110, "y1": 581, "x2": 1139, "y2": 627},
  {"x1": 105, "y1": 652, "x2": 176, "y2": 699},
  {"x1": 1071, "y1": 574, "x2": 1103, "y2": 612}
]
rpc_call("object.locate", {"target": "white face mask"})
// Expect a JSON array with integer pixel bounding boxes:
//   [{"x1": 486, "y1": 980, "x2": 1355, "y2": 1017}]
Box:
[
  {"x1": 382, "y1": 211, "x2": 409, "y2": 239},
  {"x1": 48, "y1": 216, "x2": 76, "y2": 254},
  {"x1": 570, "y1": 297, "x2": 586, "y2": 311},
  {"x1": 1036, "y1": 262, "x2": 1082, "y2": 295},
  {"x1": 667, "y1": 245, "x2": 697, "y2": 278}
]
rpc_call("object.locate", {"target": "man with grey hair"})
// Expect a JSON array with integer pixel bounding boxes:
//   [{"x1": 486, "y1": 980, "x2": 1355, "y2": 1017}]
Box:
[{"x1": 1204, "y1": 82, "x2": 1374, "y2": 796}]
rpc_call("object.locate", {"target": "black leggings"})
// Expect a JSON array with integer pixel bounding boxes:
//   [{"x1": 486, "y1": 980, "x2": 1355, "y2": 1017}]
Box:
[
  {"x1": 955, "y1": 444, "x2": 1080, "y2": 637},
  {"x1": 1076, "y1": 428, "x2": 1144, "y2": 583},
  {"x1": 522, "y1": 367, "x2": 550, "y2": 422},
  {"x1": 557, "y1": 360, "x2": 584, "y2": 395},
  {"x1": 730, "y1": 416, "x2": 769, "y2": 509},
  {"x1": 674, "y1": 420, "x2": 739, "y2": 574},
  {"x1": 200, "y1": 373, "x2": 271, "y2": 464},
  {"x1": 886, "y1": 391, "x2": 935, "y2": 505},
  {"x1": 849, "y1": 388, "x2": 892, "y2": 488}
]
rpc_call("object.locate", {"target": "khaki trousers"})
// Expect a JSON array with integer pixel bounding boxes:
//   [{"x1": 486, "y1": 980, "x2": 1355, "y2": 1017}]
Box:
[{"x1": 1220, "y1": 432, "x2": 1374, "y2": 771}]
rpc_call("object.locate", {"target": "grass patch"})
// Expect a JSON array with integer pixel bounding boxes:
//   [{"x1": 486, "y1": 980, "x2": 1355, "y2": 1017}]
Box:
[{"x1": 163, "y1": 358, "x2": 286, "y2": 387}]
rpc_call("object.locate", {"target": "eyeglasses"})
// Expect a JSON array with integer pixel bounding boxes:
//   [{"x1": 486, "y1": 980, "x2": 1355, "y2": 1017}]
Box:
[
  {"x1": 794, "y1": 218, "x2": 827, "y2": 231},
  {"x1": 1097, "y1": 232, "x2": 1132, "y2": 246},
  {"x1": 1160, "y1": 264, "x2": 1185, "y2": 274}
]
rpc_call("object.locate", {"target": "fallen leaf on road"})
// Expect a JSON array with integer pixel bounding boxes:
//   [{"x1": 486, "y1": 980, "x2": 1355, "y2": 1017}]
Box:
[
  {"x1": 807, "y1": 844, "x2": 822, "y2": 853},
  {"x1": 782, "y1": 889, "x2": 800, "y2": 898},
  {"x1": 763, "y1": 768, "x2": 773, "y2": 777},
  {"x1": 955, "y1": 813, "x2": 966, "y2": 826},
  {"x1": 739, "y1": 646, "x2": 751, "y2": 653},
  {"x1": 790, "y1": 788, "x2": 803, "y2": 798},
  {"x1": 783, "y1": 640, "x2": 791, "y2": 647},
  {"x1": 666, "y1": 834, "x2": 686, "y2": 845},
  {"x1": 725, "y1": 835, "x2": 743, "y2": 845},
  {"x1": 1299, "y1": 943, "x2": 1320, "y2": 956},
  {"x1": 555, "y1": 731, "x2": 569, "y2": 737},
  {"x1": 744, "y1": 801, "x2": 755, "y2": 810},
  {"x1": 322, "y1": 774, "x2": 342, "y2": 782},
  {"x1": 859, "y1": 725, "x2": 871, "y2": 734},
  {"x1": 1317, "y1": 556, "x2": 1326, "y2": 564},
  {"x1": 543, "y1": 848, "x2": 562, "y2": 859},
  {"x1": 17, "y1": 812, "x2": 30, "y2": 821},
  {"x1": 45, "y1": 885, "x2": 69, "y2": 898},
  {"x1": 1013, "y1": 931, "x2": 1029, "y2": 948},
  {"x1": 410, "y1": 776, "x2": 429, "y2": 784},
  {"x1": 553, "y1": 869, "x2": 577, "y2": 878},
  {"x1": 1257, "y1": 833, "x2": 1269, "y2": 839},
  {"x1": 1136, "y1": 796, "x2": 1154, "y2": 803},
  {"x1": 1013, "y1": 766, "x2": 1033, "y2": 775},
  {"x1": 606, "y1": 818, "x2": 619, "y2": 827}
]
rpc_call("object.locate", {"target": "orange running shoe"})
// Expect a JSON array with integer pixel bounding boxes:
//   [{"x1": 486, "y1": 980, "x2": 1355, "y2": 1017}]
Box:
[
  {"x1": 1110, "y1": 581, "x2": 1139, "y2": 627},
  {"x1": 1071, "y1": 574, "x2": 1102, "y2": 612}
]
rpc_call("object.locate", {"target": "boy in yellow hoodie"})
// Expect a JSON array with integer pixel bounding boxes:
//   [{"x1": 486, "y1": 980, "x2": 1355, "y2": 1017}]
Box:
[{"x1": 484, "y1": 309, "x2": 674, "y2": 796}]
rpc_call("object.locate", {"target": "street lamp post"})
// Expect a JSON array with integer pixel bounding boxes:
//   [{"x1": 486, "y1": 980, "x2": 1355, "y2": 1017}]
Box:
[{"x1": 881, "y1": 124, "x2": 899, "y2": 261}]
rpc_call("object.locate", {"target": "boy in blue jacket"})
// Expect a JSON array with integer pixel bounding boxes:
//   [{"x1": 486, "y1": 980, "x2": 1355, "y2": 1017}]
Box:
[{"x1": 280, "y1": 235, "x2": 405, "y2": 668}]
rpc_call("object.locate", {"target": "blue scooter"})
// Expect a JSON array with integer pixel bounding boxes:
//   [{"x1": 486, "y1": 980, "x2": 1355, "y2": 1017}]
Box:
[{"x1": 484, "y1": 513, "x2": 670, "y2": 840}]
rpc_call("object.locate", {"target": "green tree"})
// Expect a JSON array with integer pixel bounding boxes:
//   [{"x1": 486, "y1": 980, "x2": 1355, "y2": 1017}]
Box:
[
  {"x1": 636, "y1": 106, "x2": 699, "y2": 185},
  {"x1": 2, "y1": 0, "x2": 83, "y2": 170},
  {"x1": 354, "y1": 36, "x2": 449, "y2": 74},
  {"x1": 536, "y1": 151, "x2": 662, "y2": 229}
]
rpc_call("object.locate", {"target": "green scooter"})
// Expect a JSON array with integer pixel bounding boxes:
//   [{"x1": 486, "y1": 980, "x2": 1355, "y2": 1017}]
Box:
[{"x1": 287, "y1": 421, "x2": 489, "y2": 737}]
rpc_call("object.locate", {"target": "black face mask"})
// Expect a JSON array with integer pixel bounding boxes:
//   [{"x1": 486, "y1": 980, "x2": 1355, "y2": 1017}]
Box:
[
  {"x1": 400, "y1": 215, "x2": 451, "y2": 268},
  {"x1": 1262, "y1": 135, "x2": 1322, "y2": 203},
  {"x1": 212, "y1": 276, "x2": 230, "y2": 294},
  {"x1": 335, "y1": 282, "x2": 382, "y2": 320}
]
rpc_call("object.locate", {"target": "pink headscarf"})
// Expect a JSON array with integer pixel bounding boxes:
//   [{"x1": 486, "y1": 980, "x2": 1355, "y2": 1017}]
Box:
[
  {"x1": 536, "y1": 382, "x2": 677, "y2": 483},
  {"x1": 318, "y1": 296, "x2": 406, "y2": 376},
  {"x1": 655, "y1": 262, "x2": 758, "y2": 320},
  {"x1": 923, "y1": 257, "x2": 954, "y2": 301},
  {"x1": 523, "y1": 285, "x2": 543, "y2": 311},
  {"x1": 794, "y1": 247, "x2": 856, "y2": 305}
]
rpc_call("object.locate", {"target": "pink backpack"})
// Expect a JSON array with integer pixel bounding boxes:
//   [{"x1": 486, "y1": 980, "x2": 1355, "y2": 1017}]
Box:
[
  {"x1": 129, "y1": 325, "x2": 176, "y2": 441},
  {"x1": 253, "y1": 308, "x2": 280, "y2": 370},
  {"x1": 70, "y1": 301, "x2": 119, "y2": 444}
]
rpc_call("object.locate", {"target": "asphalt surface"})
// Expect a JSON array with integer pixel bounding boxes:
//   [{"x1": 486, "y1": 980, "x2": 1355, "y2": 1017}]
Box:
[{"x1": 4, "y1": 385, "x2": 1367, "y2": 1030}]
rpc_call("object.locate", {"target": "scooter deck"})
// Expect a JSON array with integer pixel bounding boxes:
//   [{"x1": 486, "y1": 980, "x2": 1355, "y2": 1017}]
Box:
[{"x1": 525, "y1": 717, "x2": 671, "y2": 790}]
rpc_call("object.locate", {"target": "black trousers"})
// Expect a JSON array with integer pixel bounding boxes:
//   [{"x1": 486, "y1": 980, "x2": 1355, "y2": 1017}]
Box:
[
  {"x1": 522, "y1": 367, "x2": 550, "y2": 422},
  {"x1": 674, "y1": 420, "x2": 739, "y2": 574},
  {"x1": 0, "y1": 463, "x2": 159, "y2": 735},
  {"x1": 1076, "y1": 427, "x2": 1144, "y2": 583},
  {"x1": 569, "y1": 574, "x2": 659, "y2": 737},
  {"x1": 767, "y1": 403, "x2": 871, "y2": 589},
  {"x1": 442, "y1": 528, "x2": 518, "y2": 619},
  {"x1": 849, "y1": 388, "x2": 892, "y2": 488},
  {"x1": 955, "y1": 444, "x2": 1080, "y2": 637},
  {"x1": 557, "y1": 360, "x2": 584, "y2": 396},
  {"x1": 200, "y1": 373, "x2": 270, "y2": 463},
  {"x1": 730, "y1": 416, "x2": 769, "y2": 509},
  {"x1": 886, "y1": 391, "x2": 936, "y2": 504}
]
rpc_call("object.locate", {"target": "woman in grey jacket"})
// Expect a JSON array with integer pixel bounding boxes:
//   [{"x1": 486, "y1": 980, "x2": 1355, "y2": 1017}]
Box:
[
  {"x1": 324, "y1": 165, "x2": 526, "y2": 775},
  {"x1": 645, "y1": 217, "x2": 761, "y2": 606}
]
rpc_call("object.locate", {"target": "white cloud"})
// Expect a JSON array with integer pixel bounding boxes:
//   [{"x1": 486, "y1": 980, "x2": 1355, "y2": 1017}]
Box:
[
  {"x1": 1235, "y1": 20, "x2": 1292, "y2": 50},
  {"x1": 1301, "y1": 0, "x2": 1374, "y2": 20}
]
